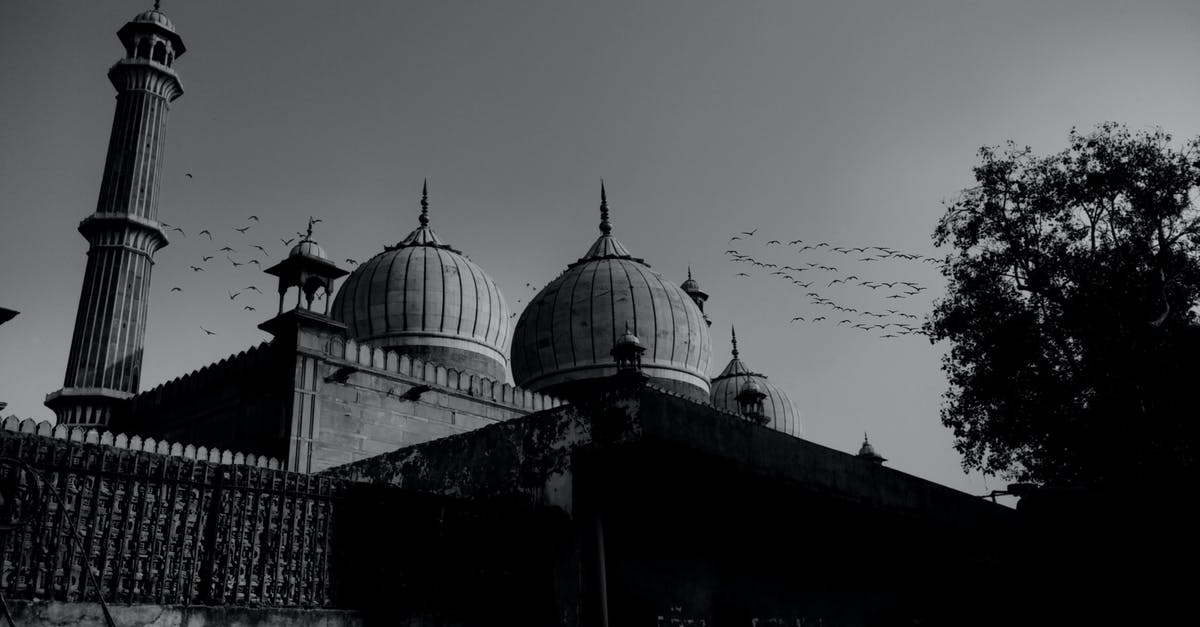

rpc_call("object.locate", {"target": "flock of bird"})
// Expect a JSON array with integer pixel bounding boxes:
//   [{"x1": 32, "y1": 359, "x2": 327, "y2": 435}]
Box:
[
  {"x1": 725, "y1": 229, "x2": 942, "y2": 339},
  {"x1": 160, "y1": 212, "x2": 318, "y2": 336}
]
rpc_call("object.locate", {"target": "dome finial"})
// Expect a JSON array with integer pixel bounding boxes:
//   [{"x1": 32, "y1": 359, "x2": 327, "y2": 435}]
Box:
[
  {"x1": 419, "y1": 179, "x2": 430, "y2": 226},
  {"x1": 731, "y1": 325, "x2": 739, "y2": 358},
  {"x1": 599, "y1": 180, "x2": 611, "y2": 235},
  {"x1": 154, "y1": 0, "x2": 162, "y2": 10},
  {"x1": 688, "y1": 265, "x2": 693, "y2": 280}
]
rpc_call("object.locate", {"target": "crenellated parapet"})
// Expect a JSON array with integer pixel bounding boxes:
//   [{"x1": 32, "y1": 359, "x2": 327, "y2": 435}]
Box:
[
  {"x1": 321, "y1": 335, "x2": 564, "y2": 414},
  {"x1": 1, "y1": 415, "x2": 281, "y2": 468},
  {"x1": 131, "y1": 342, "x2": 277, "y2": 409}
]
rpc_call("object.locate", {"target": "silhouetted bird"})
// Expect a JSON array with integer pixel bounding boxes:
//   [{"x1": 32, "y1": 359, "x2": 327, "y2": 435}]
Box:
[
  {"x1": 740, "y1": 229, "x2": 758, "y2": 236},
  {"x1": 346, "y1": 258, "x2": 358, "y2": 266},
  {"x1": 252, "y1": 245, "x2": 267, "y2": 254},
  {"x1": 185, "y1": 173, "x2": 193, "y2": 179},
  {"x1": 234, "y1": 226, "x2": 250, "y2": 234},
  {"x1": 201, "y1": 255, "x2": 214, "y2": 262},
  {"x1": 243, "y1": 305, "x2": 256, "y2": 311},
  {"x1": 170, "y1": 226, "x2": 185, "y2": 237},
  {"x1": 228, "y1": 290, "x2": 241, "y2": 300},
  {"x1": 736, "y1": 272, "x2": 751, "y2": 277},
  {"x1": 219, "y1": 246, "x2": 236, "y2": 253},
  {"x1": 228, "y1": 258, "x2": 244, "y2": 267},
  {"x1": 248, "y1": 259, "x2": 261, "y2": 267},
  {"x1": 199, "y1": 230, "x2": 213, "y2": 240},
  {"x1": 281, "y1": 237, "x2": 295, "y2": 246},
  {"x1": 766, "y1": 240, "x2": 782, "y2": 245},
  {"x1": 170, "y1": 286, "x2": 182, "y2": 292},
  {"x1": 247, "y1": 215, "x2": 260, "y2": 222},
  {"x1": 790, "y1": 316, "x2": 805, "y2": 322},
  {"x1": 200, "y1": 326, "x2": 215, "y2": 335},
  {"x1": 245, "y1": 286, "x2": 262, "y2": 293},
  {"x1": 189, "y1": 265, "x2": 204, "y2": 272}
]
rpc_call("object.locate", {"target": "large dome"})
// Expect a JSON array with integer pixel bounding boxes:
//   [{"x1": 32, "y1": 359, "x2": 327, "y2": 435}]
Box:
[
  {"x1": 709, "y1": 328, "x2": 803, "y2": 437},
  {"x1": 331, "y1": 188, "x2": 510, "y2": 380},
  {"x1": 511, "y1": 187, "x2": 711, "y2": 400}
]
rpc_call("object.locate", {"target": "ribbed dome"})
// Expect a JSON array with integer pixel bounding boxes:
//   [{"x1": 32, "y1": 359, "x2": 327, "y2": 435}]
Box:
[
  {"x1": 131, "y1": 9, "x2": 175, "y2": 32},
  {"x1": 290, "y1": 240, "x2": 327, "y2": 260},
  {"x1": 709, "y1": 329, "x2": 803, "y2": 437},
  {"x1": 511, "y1": 187, "x2": 711, "y2": 400},
  {"x1": 331, "y1": 187, "x2": 510, "y2": 379}
]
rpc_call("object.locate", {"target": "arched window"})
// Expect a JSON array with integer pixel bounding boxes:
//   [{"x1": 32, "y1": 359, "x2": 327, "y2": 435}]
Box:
[
  {"x1": 136, "y1": 39, "x2": 151, "y2": 60},
  {"x1": 152, "y1": 41, "x2": 167, "y2": 64}
]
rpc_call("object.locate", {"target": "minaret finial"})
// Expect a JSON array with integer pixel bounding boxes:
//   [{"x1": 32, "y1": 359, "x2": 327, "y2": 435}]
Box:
[
  {"x1": 731, "y1": 325, "x2": 739, "y2": 358},
  {"x1": 688, "y1": 265, "x2": 693, "y2": 280},
  {"x1": 154, "y1": 0, "x2": 162, "y2": 10},
  {"x1": 599, "y1": 180, "x2": 611, "y2": 235},
  {"x1": 419, "y1": 179, "x2": 430, "y2": 226}
]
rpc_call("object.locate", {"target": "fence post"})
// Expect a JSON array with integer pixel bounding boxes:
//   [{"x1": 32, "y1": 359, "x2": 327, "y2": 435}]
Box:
[{"x1": 196, "y1": 465, "x2": 226, "y2": 604}]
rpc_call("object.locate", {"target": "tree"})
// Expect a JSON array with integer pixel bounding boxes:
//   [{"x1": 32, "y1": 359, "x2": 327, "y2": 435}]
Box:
[{"x1": 929, "y1": 123, "x2": 1200, "y2": 489}]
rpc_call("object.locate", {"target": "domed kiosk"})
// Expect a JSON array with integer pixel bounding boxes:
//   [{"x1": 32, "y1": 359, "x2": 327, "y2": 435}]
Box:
[
  {"x1": 511, "y1": 185, "x2": 712, "y2": 401},
  {"x1": 710, "y1": 327, "x2": 803, "y2": 437},
  {"x1": 330, "y1": 184, "x2": 511, "y2": 380}
]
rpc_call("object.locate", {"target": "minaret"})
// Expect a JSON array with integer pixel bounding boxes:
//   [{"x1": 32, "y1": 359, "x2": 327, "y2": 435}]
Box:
[{"x1": 46, "y1": 4, "x2": 185, "y2": 427}]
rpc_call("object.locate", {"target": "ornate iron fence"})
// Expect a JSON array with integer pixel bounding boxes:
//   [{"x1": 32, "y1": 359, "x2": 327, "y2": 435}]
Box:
[{"x1": 0, "y1": 428, "x2": 342, "y2": 608}]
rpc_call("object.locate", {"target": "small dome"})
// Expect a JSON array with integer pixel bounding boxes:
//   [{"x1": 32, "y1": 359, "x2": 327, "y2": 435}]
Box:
[
  {"x1": 131, "y1": 9, "x2": 176, "y2": 32},
  {"x1": 857, "y1": 433, "x2": 886, "y2": 464},
  {"x1": 290, "y1": 240, "x2": 328, "y2": 260},
  {"x1": 331, "y1": 186, "x2": 510, "y2": 380},
  {"x1": 709, "y1": 328, "x2": 803, "y2": 437},
  {"x1": 511, "y1": 186, "x2": 711, "y2": 400}
]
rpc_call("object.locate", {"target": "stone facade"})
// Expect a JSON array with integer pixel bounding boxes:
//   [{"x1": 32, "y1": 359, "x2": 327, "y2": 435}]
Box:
[{"x1": 120, "y1": 309, "x2": 561, "y2": 474}]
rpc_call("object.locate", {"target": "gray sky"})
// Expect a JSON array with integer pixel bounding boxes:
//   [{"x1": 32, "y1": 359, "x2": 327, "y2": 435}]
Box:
[{"x1": 2, "y1": 0, "x2": 1197, "y2": 498}]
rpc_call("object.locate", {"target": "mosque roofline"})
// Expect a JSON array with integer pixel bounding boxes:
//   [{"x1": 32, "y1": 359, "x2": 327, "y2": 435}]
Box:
[{"x1": 323, "y1": 385, "x2": 1013, "y2": 526}]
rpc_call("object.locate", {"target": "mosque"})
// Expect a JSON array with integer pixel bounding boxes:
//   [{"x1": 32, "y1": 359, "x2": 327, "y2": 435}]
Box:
[
  {"x1": 41, "y1": 7, "x2": 807, "y2": 467},
  {"x1": 13, "y1": 6, "x2": 1018, "y2": 625}
]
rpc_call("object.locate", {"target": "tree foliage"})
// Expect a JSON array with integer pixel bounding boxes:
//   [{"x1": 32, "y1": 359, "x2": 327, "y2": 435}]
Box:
[{"x1": 929, "y1": 123, "x2": 1200, "y2": 488}]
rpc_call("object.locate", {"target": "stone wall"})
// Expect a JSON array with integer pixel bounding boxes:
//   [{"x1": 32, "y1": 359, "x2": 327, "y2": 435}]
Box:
[
  {"x1": 5, "y1": 602, "x2": 364, "y2": 627},
  {"x1": 0, "y1": 428, "x2": 340, "y2": 608}
]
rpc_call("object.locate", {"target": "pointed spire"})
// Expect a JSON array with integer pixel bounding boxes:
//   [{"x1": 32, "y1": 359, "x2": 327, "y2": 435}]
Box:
[
  {"x1": 731, "y1": 325, "x2": 739, "y2": 359},
  {"x1": 599, "y1": 180, "x2": 611, "y2": 235},
  {"x1": 419, "y1": 179, "x2": 430, "y2": 226},
  {"x1": 688, "y1": 266, "x2": 693, "y2": 281}
]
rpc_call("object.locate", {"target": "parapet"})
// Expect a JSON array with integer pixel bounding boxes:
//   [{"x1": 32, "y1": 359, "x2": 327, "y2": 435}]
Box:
[{"x1": 0, "y1": 415, "x2": 281, "y2": 469}]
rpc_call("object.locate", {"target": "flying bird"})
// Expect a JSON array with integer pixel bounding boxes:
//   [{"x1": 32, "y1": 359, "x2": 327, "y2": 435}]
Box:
[
  {"x1": 234, "y1": 226, "x2": 251, "y2": 234},
  {"x1": 185, "y1": 173, "x2": 193, "y2": 179},
  {"x1": 189, "y1": 265, "x2": 204, "y2": 272},
  {"x1": 790, "y1": 316, "x2": 805, "y2": 322},
  {"x1": 219, "y1": 246, "x2": 236, "y2": 253},
  {"x1": 228, "y1": 290, "x2": 241, "y2": 300},
  {"x1": 729, "y1": 236, "x2": 743, "y2": 242},
  {"x1": 281, "y1": 237, "x2": 295, "y2": 246},
  {"x1": 735, "y1": 272, "x2": 751, "y2": 277},
  {"x1": 200, "y1": 326, "x2": 215, "y2": 335},
  {"x1": 170, "y1": 286, "x2": 182, "y2": 292},
  {"x1": 201, "y1": 255, "x2": 214, "y2": 262},
  {"x1": 766, "y1": 240, "x2": 782, "y2": 245},
  {"x1": 252, "y1": 244, "x2": 267, "y2": 254},
  {"x1": 243, "y1": 305, "x2": 256, "y2": 311},
  {"x1": 248, "y1": 259, "x2": 261, "y2": 267},
  {"x1": 169, "y1": 226, "x2": 185, "y2": 237},
  {"x1": 740, "y1": 229, "x2": 758, "y2": 236},
  {"x1": 247, "y1": 215, "x2": 260, "y2": 222},
  {"x1": 346, "y1": 258, "x2": 359, "y2": 266},
  {"x1": 245, "y1": 285, "x2": 262, "y2": 293},
  {"x1": 228, "y1": 257, "x2": 244, "y2": 267},
  {"x1": 199, "y1": 230, "x2": 213, "y2": 240}
]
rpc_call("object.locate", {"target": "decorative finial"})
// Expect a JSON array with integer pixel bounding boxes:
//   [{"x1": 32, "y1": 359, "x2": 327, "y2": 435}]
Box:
[
  {"x1": 154, "y1": 0, "x2": 162, "y2": 10},
  {"x1": 419, "y1": 179, "x2": 429, "y2": 226},
  {"x1": 599, "y1": 180, "x2": 611, "y2": 235},
  {"x1": 688, "y1": 266, "x2": 693, "y2": 281},
  {"x1": 731, "y1": 325, "x2": 739, "y2": 358},
  {"x1": 303, "y1": 216, "x2": 317, "y2": 242}
]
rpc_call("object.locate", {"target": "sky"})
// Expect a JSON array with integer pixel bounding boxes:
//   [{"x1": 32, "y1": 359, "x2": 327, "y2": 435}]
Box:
[{"x1": 1, "y1": 0, "x2": 1198, "y2": 499}]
